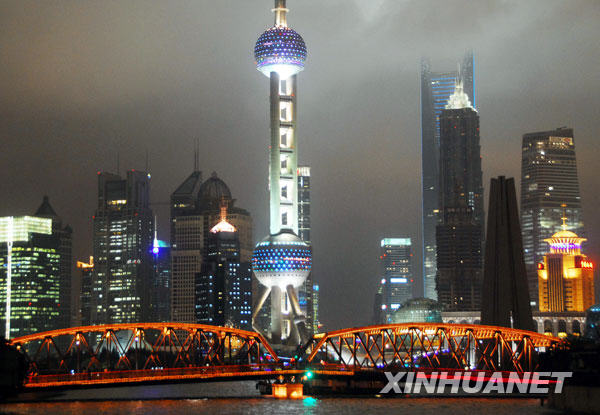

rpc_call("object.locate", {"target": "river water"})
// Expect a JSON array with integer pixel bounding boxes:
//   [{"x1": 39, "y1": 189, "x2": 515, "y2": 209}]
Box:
[{"x1": 0, "y1": 397, "x2": 562, "y2": 415}]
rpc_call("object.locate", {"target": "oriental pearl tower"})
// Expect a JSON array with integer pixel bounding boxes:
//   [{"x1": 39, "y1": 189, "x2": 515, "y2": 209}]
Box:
[{"x1": 251, "y1": 0, "x2": 312, "y2": 346}]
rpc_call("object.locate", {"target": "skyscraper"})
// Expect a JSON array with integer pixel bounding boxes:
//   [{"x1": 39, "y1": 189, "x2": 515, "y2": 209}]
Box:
[
  {"x1": 195, "y1": 206, "x2": 252, "y2": 329},
  {"x1": 435, "y1": 82, "x2": 483, "y2": 312},
  {"x1": 76, "y1": 256, "x2": 94, "y2": 326},
  {"x1": 537, "y1": 213, "x2": 595, "y2": 312},
  {"x1": 34, "y1": 196, "x2": 73, "y2": 329},
  {"x1": 520, "y1": 127, "x2": 585, "y2": 308},
  {"x1": 297, "y1": 165, "x2": 316, "y2": 334},
  {"x1": 91, "y1": 170, "x2": 154, "y2": 325},
  {"x1": 252, "y1": 0, "x2": 312, "y2": 345},
  {"x1": 170, "y1": 171, "x2": 252, "y2": 324},
  {"x1": 151, "y1": 237, "x2": 171, "y2": 323},
  {"x1": 0, "y1": 216, "x2": 59, "y2": 338},
  {"x1": 377, "y1": 238, "x2": 413, "y2": 323},
  {"x1": 421, "y1": 51, "x2": 474, "y2": 300}
]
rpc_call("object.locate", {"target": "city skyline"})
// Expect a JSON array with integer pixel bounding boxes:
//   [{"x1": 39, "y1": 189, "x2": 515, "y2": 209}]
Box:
[{"x1": 1, "y1": 1, "x2": 599, "y2": 330}]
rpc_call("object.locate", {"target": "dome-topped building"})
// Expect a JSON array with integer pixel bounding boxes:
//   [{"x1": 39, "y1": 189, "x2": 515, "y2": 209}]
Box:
[{"x1": 198, "y1": 172, "x2": 232, "y2": 210}]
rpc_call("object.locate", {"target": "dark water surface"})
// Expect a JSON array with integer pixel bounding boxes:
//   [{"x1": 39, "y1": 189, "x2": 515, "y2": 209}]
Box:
[{"x1": 0, "y1": 397, "x2": 561, "y2": 415}]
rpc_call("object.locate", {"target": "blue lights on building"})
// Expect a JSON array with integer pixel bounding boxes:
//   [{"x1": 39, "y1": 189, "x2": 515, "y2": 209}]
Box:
[
  {"x1": 252, "y1": 246, "x2": 312, "y2": 273},
  {"x1": 254, "y1": 26, "x2": 307, "y2": 78}
]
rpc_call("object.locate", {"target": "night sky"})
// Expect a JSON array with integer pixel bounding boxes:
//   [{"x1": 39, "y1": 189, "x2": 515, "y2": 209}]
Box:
[{"x1": 1, "y1": 1, "x2": 599, "y2": 330}]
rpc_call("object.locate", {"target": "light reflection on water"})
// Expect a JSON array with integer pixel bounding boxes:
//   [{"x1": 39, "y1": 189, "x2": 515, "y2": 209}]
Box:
[{"x1": 0, "y1": 398, "x2": 561, "y2": 415}]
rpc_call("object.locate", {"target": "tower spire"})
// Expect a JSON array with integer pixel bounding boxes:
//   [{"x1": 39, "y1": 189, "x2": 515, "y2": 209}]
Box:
[
  {"x1": 561, "y1": 203, "x2": 568, "y2": 231},
  {"x1": 273, "y1": 0, "x2": 288, "y2": 27}
]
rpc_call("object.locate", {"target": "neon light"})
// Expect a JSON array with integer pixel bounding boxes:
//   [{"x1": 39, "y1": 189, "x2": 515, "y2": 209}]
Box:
[{"x1": 390, "y1": 277, "x2": 408, "y2": 283}]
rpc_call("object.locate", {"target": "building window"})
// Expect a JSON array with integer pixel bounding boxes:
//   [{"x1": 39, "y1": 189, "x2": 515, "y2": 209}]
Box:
[{"x1": 282, "y1": 212, "x2": 288, "y2": 226}]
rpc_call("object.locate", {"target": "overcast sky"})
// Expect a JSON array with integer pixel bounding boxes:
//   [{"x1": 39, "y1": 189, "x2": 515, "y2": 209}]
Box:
[{"x1": 1, "y1": 0, "x2": 599, "y2": 330}]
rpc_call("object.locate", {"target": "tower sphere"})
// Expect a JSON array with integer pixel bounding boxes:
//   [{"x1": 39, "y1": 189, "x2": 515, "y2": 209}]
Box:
[
  {"x1": 252, "y1": 229, "x2": 311, "y2": 289},
  {"x1": 254, "y1": 26, "x2": 307, "y2": 79}
]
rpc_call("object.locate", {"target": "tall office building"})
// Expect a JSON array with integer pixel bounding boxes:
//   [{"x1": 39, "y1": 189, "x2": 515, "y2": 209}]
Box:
[
  {"x1": 170, "y1": 171, "x2": 252, "y2": 324},
  {"x1": 435, "y1": 82, "x2": 483, "y2": 312},
  {"x1": 0, "y1": 216, "x2": 60, "y2": 338},
  {"x1": 297, "y1": 166, "x2": 316, "y2": 335},
  {"x1": 421, "y1": 51, "x2": 474, "y2": 300},
  {"x1": 91, "y1": 170, "x2": 154, "y2": 325},
  {"x1": 77, "y1": 256, "x2": 94, "y2": 326},
  {"x1": 151, "y1": 237, "x2": 171, "y2": 323},
  {"x1": 195, "y1": 206, "x2": 252, "y2": 329},
  {"x1": 377, "y1": 238, "x2": 413, "y2": 323},
  {"x1": 251, "y1": 0, "x2": 313, "y2": 345},
  {"x1": 537, "y1": 214, "x2": 595, "y2": 312},
  {"x1": 33, "y1": 196, "x2": 73, "y2": 328},
  {"x1": 520, "y1": 127, "x2": 584, "y2": 308}
]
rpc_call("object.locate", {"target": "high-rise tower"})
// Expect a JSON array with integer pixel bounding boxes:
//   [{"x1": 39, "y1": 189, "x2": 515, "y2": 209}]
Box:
[
  {"x1": 520, "y1": 128, "x2": 585, "y2": 309},
  {"x1": 421, "y1": 52, "x2": 474, "y2": 300},
  {"x1": 91, "y1": 170, "x2": 154, "y2": 324},
  {"x1": 252, "y1": 0, "x2": 312, "y2": 346},
  {"x1": 435, "y1": 81, "x2": 484, "y2": 312},
  {"x1": 377, "y1": 238, "x2": 414, "y2": 324}
]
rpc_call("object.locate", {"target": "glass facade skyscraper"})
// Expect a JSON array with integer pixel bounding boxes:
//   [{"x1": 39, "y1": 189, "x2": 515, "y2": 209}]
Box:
[
  {"x1": 91, "y1": 170, "x2": 154, "y2": 325},
  {"x1": 377, "y1": 238, "x2": 413, "y2": 323},
  {"x1": 520, "y1": 127, "x2": 585, "y2": 308},
  {"x1": 0, "y1": 216, "x2": 61, "y2": 338},
  {"x1": 421, "y1": 51, "x2": 474, "y2": 301}
]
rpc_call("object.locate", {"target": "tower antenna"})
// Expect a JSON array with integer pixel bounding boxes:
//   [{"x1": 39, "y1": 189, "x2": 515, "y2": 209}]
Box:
[{"x1": 561, "y1": 203, "x2": 568, "y2": 231}]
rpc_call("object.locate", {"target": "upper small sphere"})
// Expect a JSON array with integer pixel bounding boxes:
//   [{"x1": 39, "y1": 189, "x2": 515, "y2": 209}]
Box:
[
  {"x1": 254, "y1": 26, "x2": 307, "y2": 79},
  {"x1": 252, "y1": 229, "x2": 312, "y2": 289}
]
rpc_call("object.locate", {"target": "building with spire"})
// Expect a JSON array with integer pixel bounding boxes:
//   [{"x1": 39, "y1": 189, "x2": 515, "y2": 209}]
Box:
[
  {"x1": 170, "y1": 171, "x2": 252, "y2": 324},
  {"x1": 520, "y1": 127, "x2": 585, "y2": 309},
  {"x1": 435, "y1": 81, "x2": 484, "y2": 312},
  {"x1": 195, "y1": 205, "x2": 252, "y2": 329},
  {"x1": 251, "y1": 0, "x2": 312, "y2": 346},
  {"x1": 537, "y1": 209, "x2": 595, "y2": 312},
  {"x1": 421, "y1": 52, "x2": 474, "y2": 301}
]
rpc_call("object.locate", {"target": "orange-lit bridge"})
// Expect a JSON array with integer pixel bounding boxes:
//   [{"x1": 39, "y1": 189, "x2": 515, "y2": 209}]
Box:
[{"x1": 9, "y1": 323, "x2": 564, "y2": 389}]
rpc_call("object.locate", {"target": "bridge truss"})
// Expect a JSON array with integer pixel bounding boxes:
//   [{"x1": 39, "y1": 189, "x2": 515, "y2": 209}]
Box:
[
  {"x1": 10, "y1": 323, "x2": 280, "y2": 387},
  {"x1": 306, "y1": 323, "x2": 562, "y2": 372}
]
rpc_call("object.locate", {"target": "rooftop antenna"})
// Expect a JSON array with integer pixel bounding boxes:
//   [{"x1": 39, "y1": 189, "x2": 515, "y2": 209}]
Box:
[
  {"x1": 145, "y1": 149, "x2": 149, "y2": 172},
  {"x1": 116, "y1": 152, "x2": 120, "y2": 176},
  {"x1": 194, "y1": 138, "x2": 200, "y2": 171},
  {"x1": 561, "y1": 203, "x2": 568, "y2": 231}
]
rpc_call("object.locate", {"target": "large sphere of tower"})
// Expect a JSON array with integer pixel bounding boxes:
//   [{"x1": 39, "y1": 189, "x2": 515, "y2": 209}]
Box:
[
  {"x1": 252, "y1": 230, "x2": 311, "y2": 289},
  {"x1": 254, "y1": 26, "x2": 307, "y2": 79}
]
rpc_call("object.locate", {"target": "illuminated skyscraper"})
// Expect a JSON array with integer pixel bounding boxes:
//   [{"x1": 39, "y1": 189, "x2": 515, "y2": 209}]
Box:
[
  {"x1": 537, "y1": 213, "x2": 595, "y2": 312},
  {"x1": 170, "y1": 171, "x2": 252, "y2": 323},
  {"x1": 435, "y1": 82, "x2": 483, "y2": 312},
  {"x1": 520, "y1": 127, "x2": 585, "y2": 308},
  {"x1": 151, "y1": 237, "x2": 171, "y2": 323},
  {"x1": 378, "y1": 238, "x2": 413, "y2": 323},
  {"x1": 252, "y1": 0, "x2": 312, "y2": 345},
  {"x1": 91, "y1": 170, "x2": 154, "y2": 324},
  {"x1": 0, "y1": 216, "x2": 58, "y2": 338},
  {"x1": 196, "y1": 206, "x2": 252, "y2": 329},
  {"x1": 421, "y1": 52, "x2": 474, "y2": 300},
  {"x1": 77, "y1": 256, "x2": 94, "y2": 326},
  {"x1": 297, "y1": 166, "x2": 316, "y2": 334}
]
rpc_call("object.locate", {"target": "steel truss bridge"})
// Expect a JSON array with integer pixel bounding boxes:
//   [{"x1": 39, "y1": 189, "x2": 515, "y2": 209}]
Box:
[{"x1": 9, "y1": 323, "x2": 563, "y2": 389}]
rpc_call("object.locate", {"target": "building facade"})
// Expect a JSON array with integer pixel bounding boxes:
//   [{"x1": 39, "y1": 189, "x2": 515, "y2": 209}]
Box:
[
  {"x1": 378, "y1": 238, "x2": 413, "y2": 323},
  {"x1": 537, "y1": 220, "x2": 595, "y2": 312},
  {"x1": 77, "y1": 256, "x2": 94, "y2": 326},
  {"x1": 521, "y1": 127, "x2": 585, "y2": 309},
  {"x1": 421, "y1": 51, "x2": 474, "y2": 301},
  {"x1": 297, "y1": 166, "x2": 316, "y2": 334},
  {"x1": 195, "y1": 208, "x2": 252, "y2": 330},
  {"x1": 0, "y1": 216, "x2": 60, "y2": 338},
  {"x1": 91, "y1": 170, "x2": 154, "y2": 325},
  {"x1": 170, "y1": 171, "x2": 252, "y2": 324},
  {"x1": 151, "y1": 238, "x2": 171, "y2": 322},
  {"x1": 435, "y1": 82, "x2": 483, "y2": 312}
]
